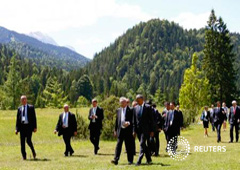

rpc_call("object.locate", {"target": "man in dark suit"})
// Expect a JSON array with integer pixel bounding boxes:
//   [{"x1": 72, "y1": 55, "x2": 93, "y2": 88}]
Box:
[
  {"x1": 133, "y1": 95, "x2": 154, "y2": 166},
  {"x1": 150, "y1": 103, "x2": 162, "y2": 156},
  {"x1": 213, "y1": 101, "x2": 226, "y2": 143},
  {"x1": 228, "y1": 100, "x2": 240, "y2": 143},
  {"x1": 15, "y1": 95, "x2": 37, "y2": 160},
  {"x1": 176, "y1": 105, "x2": 184, "y2": 136},
  {"x1": 164, "y1": 102, "x2": 179, "y2": 152},
  {"x1": 54, "y1": 104, "x2": 77, "y2": 156},
  {"x1": 111, "y1": 97, "x2": 134, "y2": 165},
  {"x1": 88, "y1": 99, "x2": 104, "y2": 154},
  {"x1": 162, "y1": 102, "x2": 170, "y2": 151}
]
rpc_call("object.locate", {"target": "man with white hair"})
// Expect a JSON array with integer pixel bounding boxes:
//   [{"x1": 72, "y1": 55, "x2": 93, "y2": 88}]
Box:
[
  {"x1": 54, "y1": 104, "x2": 77, "y2": 156},
  {"x1": 228, "y1": 100, "x2": 240, "y2": 143},
  {"x1": 15, "y1": 95, "x2": 37, "y2": 160},
  {"x1": 111, "y1": 97, "x2": 134, "y2": 165}
]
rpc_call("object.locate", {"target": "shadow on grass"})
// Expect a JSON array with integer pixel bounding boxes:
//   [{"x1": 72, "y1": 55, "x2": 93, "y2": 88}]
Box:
[
  {"x1": 27, "y1": 158, "x2": 50, "y2": 161},
  {"x1": 121, "y1": 162, "x2": 171, "y2": 166},
  {"x1": 71, "y1": 154, "x2": 88, "y2": 158},
  {"x1": 97, "y1": 153, "x2": 115, "y2": 156}
]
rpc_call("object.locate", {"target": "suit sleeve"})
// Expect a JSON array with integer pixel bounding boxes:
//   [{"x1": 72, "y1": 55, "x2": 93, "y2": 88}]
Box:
[
  {"x1": 115, "y1": 109, "x2": 118, "y2": 132},
  {"x1": 15, "y1": 108, "x2": 20, "y2": 132},
  {"x1": 32, "y1": 106, "x2": 37, "y2": 130},
  {"x1": 149, "y1": 107, "x2": 155, "y2": 133},
  {"x1": 132, "y1": 108, "x2": 136, "y2": 133}
]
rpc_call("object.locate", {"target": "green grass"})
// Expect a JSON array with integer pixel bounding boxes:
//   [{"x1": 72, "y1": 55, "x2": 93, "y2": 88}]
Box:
[{"x1": 0, "y1": 108, "x2": 240, "y2": 170}]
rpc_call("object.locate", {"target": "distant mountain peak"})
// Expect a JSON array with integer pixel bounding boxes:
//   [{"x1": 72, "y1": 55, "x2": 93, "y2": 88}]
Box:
[{"x1": 28, "y1": 31, "x2": 58, "y2": 46}]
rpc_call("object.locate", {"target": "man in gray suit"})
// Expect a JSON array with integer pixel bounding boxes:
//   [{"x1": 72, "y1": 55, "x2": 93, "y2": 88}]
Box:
[
  {"x1": 228, "y1": 100, "x2": 240, "y2": 143},
  {"x1": 111, "y1": 97, "x2": 134, "y2": 165}
]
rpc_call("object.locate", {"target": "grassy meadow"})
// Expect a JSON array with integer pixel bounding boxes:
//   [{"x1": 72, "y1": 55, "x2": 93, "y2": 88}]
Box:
[{"x1": 0, "y1": 107, "x2": 240, "y2": 170}]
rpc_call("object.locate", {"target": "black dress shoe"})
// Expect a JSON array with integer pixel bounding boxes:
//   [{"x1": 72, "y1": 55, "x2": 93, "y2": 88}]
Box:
[
  {"x1": 135, "y1": 162, "x2": 141, "y2": 166},
  {"x1": 229, "y1": 141, "x2": 233, "y2": 143},
  {"x1": 22, "y1": 157, "x2": 26, "y2": 160},
  {"x1": 94, "y1": 147, "x2": 100, "y2": 155},
  {"x1": 147, "y1": 161, "x2": 152, "y2": 165},
  {"x1": 64, "y1": 153, "x2": 68, "y2": 157},
  {"x1": 33, "y1": 152, "x2": 36, "y2": 159},
  {"x1": 111, "y1": 160, "x2": 118, "y2": 165},
  {"x1": 128, "y1": 162, "x2": 133, "y2": 165},
  {"x1": 70, "y1": 151, "x2": 74, "y2": 156}
]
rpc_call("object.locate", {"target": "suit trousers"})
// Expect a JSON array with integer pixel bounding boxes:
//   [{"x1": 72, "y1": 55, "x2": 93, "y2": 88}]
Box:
[
  {"x1": 20, "y1": 124, "x2": 35, "y2": 158},
  {"x1": 90, "y1": 127, "x2": 101, "y2": 149},
  {"x1": 62, "y1": 128, "x2": 74, "y2": 155},
  {"x1": 114, "y1": 129, "x2": 134, "y2": 163},
  {"x1": 137, "y1": 131, "x2": 152, "y2": 163},
  {"x1": 230, "y1": 123, "x2": 239, "y2": 142}
]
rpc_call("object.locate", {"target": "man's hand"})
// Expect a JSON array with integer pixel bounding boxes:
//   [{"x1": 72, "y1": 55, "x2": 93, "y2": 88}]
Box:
[
  {"x1": 33, "y1": 128, "x2": 37, "y2": 133},
  {"x1": 150, "y1": 132, "x2": 154, "y2": 137},
  {"x1": 114, "y1": 131, "x2": 117, "y2": 137},
  {"x1": 74, "y1": 132, "x2": 77, "y2": 136},
  {"x1": 123, "y1": 121, "x2": 130, "y2": 128},
  {"x1": 133, "y1": 132, "x2": 136, "y2": 138},
  {"x1": 15, "y1": 130, "x2": 18, "y2": 135},
  {"x1": 238, "y1": 119, "x2": 240, "y2": 123},
  {"x1": 54, "y1": 130, "x2": 57, "y2": 134}
]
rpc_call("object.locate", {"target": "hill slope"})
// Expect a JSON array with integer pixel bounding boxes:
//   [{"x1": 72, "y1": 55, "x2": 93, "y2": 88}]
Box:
[{"x1": 0, "y1": 26, "x2": 90, "y2": 70}]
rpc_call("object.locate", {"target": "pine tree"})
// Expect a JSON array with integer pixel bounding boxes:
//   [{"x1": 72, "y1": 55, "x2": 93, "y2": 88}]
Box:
[
  {"x1": 77, "y1": 75, "x2": 93, "y2": 101},
  {"x1": 42, "y1": 76, "x2": 68, "y2": 108},
  {"x1": 203, "y1": 9, "x2": 236, "y2": 105},
  {"x1": 3, "y1": 55, "x2": 21, "y2": 109}
]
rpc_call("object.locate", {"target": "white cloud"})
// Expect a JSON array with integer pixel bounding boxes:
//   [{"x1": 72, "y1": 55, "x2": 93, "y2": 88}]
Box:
[
  {"x1": 0, "y1": 0, "x2": 153, "y2": 33},
  {"x1": 170, "y1": 12, "x2": 210, "y2": 30}
]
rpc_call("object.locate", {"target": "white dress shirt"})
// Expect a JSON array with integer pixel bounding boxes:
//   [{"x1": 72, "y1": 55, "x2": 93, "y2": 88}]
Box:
[{"x1": 21, "y1": 105, "x2": 29, "y2": 124}]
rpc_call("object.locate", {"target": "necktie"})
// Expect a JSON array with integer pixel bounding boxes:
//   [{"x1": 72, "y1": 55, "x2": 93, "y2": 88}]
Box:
[
  {"x1": 234, "y1": 107, "x2": 236, "y2": 115},
  {"x1": 23, "y1": 106, "x2": 25, "y2": 117},
  {"x1": 138, "y1": 106, "x2": 143, "y2": 117},
  {"x1": 64, "y1": 113, "x2": 67, "y2": 126}
]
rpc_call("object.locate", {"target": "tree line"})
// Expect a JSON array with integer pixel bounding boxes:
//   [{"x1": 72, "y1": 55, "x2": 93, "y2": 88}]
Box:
[{"x1": 0, "y1": 10, "x2": 239, "y2": 114}]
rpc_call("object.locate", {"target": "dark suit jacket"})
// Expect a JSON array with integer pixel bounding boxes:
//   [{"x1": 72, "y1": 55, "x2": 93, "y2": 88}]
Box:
[
  {"x1": 15, "y1": 104, "x2": 37, "y2": 132},
  {"x1": 201, "y1": 111, "x2": 210, "y2": 122},
  {"x1": 133, "y1": 103, "x2": 154, "y2": 135},
  {"x1": 153, "y1": 108, "x2": 163, "y2": 131},
  {"x1": 88, "y1": 106, "x2": 104, "y2": 130},
  {"x1": 115, "y1": 106, "x2": 134, "y2": 138},
  {"x1": 164, "y1": 110, "x2": 179, "y2": 134},
  {"x1": 228, "y1": 106, "x2": 240, "y2": 124},
  {"x1": 213, "y1": 107, "x2": 226, "y2": 124},
  {"x1": 55, "y1": 112, "x2": 77, "y2": 136}
]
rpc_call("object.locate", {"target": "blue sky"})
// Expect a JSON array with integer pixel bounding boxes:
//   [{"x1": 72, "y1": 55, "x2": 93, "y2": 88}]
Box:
[{"x1": 0, "y1": 0, "x2": 239, "y2": 59}]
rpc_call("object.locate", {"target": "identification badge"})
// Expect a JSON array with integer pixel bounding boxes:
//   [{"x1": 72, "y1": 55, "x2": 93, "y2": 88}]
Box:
[{"x1": 22, "y1": 116, "x2": 26, "y2": 121}]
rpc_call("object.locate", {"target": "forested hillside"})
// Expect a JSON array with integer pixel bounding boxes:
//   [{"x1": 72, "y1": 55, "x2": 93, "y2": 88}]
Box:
[
  {"x1": 1, "y1": 19, "x2": 240, "y2": 109},
  {"x1": 86, "y1": 19, "x2": 240, "y2": 103}
]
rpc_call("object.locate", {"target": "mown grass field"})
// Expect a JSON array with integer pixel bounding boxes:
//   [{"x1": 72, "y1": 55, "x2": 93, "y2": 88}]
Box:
[{"x1": 0, "y1": 107, "x2": 239, "y2": 170}]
